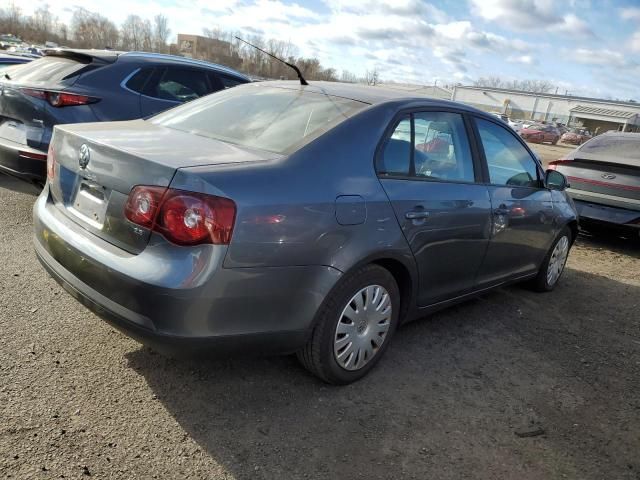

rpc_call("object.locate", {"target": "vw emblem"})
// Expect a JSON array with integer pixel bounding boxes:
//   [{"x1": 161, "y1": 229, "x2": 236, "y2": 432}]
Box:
[
  {"x1": 78, "y1": 144, "x2": 90, "y2": 169},
  {"x1": 601, "y1": 173, "x2": 616, "y2": 180}
]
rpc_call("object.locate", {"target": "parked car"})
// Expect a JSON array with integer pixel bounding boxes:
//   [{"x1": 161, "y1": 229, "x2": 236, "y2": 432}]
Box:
[
  {"x1": 34, "y1": 81, "x2": 577, "y2": 384},
  {"x1": 520, "y1": 124, "x2": 561, "y2": 144},
  {"x1": 549, "y1": 132, "x2": 639, "y2": 236},
  {"x1": 508, "y1": 119, "x2": 524, "y2": 133},
  {"x1": 561, "y1": 127, "x2": 591, "y2": 145},
  {"x1": 0, "y1": 49, "x2": 250, "y2": 184},
  {"x1": 0, "y1": 53, "x2": 33, "y2": 70}
]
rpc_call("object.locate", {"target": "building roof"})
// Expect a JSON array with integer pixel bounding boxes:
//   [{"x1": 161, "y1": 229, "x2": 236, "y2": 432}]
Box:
[
  {"x1": 570, "y1": 105, "x2": 638, "y2": 119},
  {"x1": 456, "y1": 85, "x2": 640, "y2": 109}
]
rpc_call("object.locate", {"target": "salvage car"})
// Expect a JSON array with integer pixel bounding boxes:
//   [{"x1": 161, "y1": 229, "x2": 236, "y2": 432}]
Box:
[
  {"x1": 519, "y1": 124, "x2": 561, "y2": 144},
  {"x1": 561, "y1": 127, "x2": 591, "y2": 145},
  {"x1": 33, "y1": 81, "x2": 577, "y2": 384},
  {"x1": 0, "y1": 49, "x2": 249, "y2": 184},
  {"x1": 549, "y1": 132, "x2": 639, "y2": 236}
]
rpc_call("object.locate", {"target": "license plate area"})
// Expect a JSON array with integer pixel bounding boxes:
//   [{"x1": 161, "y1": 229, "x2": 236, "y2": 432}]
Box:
[{"x1": 68, "y1": 180, "x2": 110, "y2": 228}]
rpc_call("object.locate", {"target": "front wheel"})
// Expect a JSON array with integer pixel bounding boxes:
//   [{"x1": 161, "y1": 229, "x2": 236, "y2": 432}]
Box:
[
  {"x1": 531, "y1": 227, "x2": 572, "y2": 292},
  {"x1": 297, "y1": 264, "x2": 400, "y2": 384}
]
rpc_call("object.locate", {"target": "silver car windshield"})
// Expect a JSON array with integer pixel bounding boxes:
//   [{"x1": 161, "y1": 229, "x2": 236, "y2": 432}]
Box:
[{"x1": 151, "y1": 84, "x2": 368, "y2": 154}]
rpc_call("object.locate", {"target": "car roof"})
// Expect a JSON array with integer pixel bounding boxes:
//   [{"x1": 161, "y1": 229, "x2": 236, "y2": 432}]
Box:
[
  {"x1": 257, "y1": 80, "x2": 492, "y2": 113},
  {"x1": 121, "y1": 52, "x2": 250, "y2": 80},
  {"x1": 42, "y1": 49, "x2": 249, "y2": 80}
]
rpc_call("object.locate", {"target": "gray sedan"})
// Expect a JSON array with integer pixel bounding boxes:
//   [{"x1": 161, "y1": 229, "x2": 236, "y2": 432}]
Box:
[{"x1": 33, "y1": 81, "x2": 577, "y2": 384}]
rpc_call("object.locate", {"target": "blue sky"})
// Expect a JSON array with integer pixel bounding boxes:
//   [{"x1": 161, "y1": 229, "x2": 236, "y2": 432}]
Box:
[{"x1": 26, "y1": 0, "x2": 640, "y2": 99}]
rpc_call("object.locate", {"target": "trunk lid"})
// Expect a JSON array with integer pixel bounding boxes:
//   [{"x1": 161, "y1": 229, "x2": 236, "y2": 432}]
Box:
[
  {"x1": 49, "y1": 120, "x2": 280, "y2": 254},
  {"x1": 557, "y1": 158, "x2": 640, "y2": 207}
]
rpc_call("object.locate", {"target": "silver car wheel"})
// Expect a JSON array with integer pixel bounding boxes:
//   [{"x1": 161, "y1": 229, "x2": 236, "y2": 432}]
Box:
[
  {"x1": 333, "y1": 285, "x2": 392, "y2": 371},
  {"x1": 547, "y1": 235, "x2": 569, "y2": 286}
]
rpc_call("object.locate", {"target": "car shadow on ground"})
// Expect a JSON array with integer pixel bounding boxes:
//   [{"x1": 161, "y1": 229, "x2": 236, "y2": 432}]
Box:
[
  {"x1": 125, "y1": 268, "x2": 639, "y2": 479},
  {"x1": 576, "y1": 229, "x2": 640, "y2": 259},
  {"x1": 0, "y1": 172, "x2": 41, "y2": 196}
]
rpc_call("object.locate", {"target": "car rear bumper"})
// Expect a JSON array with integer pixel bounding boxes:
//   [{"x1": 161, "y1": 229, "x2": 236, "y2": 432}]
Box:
[
  {"x1": 0, "y1": 136, "x2": 47, "y2": 182},
  {"x1": 573, "y1": 198, "x2": 640, "y2": 230},
  {"x1": 33, "y1": 188, "x2": 342, "y2": 356}
]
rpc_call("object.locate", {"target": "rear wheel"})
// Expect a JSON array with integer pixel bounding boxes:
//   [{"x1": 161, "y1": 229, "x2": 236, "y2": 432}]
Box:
[
  {"x1": 297, "y1": 264, "x2": 400, "y2": 384},
  {"x1": 531, "y1": 227, "x2": 571, "y2": 292}
]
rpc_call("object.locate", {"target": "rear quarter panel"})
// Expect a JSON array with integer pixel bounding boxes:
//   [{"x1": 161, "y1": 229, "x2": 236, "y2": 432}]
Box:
[{"x1": 169, "y1": 103, "x2": 416, "y2": 275}]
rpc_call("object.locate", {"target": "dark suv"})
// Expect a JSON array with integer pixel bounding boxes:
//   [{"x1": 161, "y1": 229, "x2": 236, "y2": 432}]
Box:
[{"x1": 0, "y1": 49, "x2": 250, "y2": 183}]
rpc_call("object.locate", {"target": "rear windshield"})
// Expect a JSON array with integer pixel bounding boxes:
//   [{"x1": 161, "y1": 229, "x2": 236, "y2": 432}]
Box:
[
  {"x1": 6, "y1": 56, "x2": 86, "y2": 84},
  {"x1": 580, "y1": 135, "x2": 640, "y2": 162},
  {"x1": 151, "y1": 84, "x2": 368, "y2": 154}
]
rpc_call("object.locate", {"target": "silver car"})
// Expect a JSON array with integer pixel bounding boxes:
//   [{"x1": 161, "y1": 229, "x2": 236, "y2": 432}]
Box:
[{"x1": 33, "y1": 81, "x2": 577, "y2": 384}]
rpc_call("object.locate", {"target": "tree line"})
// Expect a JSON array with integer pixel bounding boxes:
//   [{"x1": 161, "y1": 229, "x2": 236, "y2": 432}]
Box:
[{"x1": 0, "y1": 3, "x2": 351, "y2": 82}]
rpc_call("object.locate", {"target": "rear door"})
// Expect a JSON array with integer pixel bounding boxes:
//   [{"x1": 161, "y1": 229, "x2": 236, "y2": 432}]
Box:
[
  {"x1": 377, "y1": 110, "x2": 492, "y2": 306},
  {"x1": 140, "y1": 66, "x2": 212, "y2": 116},
  {"x1": 473, "y1": 117, "x2": 555, "y2": 286}
]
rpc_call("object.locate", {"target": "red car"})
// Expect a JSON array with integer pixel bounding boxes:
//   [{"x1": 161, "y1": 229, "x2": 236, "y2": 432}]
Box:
[
  {"x1": 561, "y1": 128, "x2": 592, "y2": 145},
  {"x1": 520, "y1": 124, "x2": 561, "y2": 144}
]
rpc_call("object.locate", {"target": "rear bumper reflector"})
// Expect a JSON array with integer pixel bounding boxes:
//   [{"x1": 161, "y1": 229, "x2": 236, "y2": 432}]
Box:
[{"x1": 18, "y1": 150, "x2": 48, "y2": 161}]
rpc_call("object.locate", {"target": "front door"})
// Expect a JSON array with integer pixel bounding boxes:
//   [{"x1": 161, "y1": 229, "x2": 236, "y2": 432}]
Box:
[
  {"x1": 472, "y1": 117, "x2": 555, "y2": 286},
  {"x1": 377, "y1": 111, "x2": 492, "y2": 306}
]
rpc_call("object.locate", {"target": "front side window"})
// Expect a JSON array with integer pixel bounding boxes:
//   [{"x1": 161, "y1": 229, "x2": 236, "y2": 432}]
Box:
[
  {"x1": 476, "y1": 118, "x2": 540, "y2": 188},
  {"x1": 377, "y1": 111, "x2": 475, "y2": 182}
]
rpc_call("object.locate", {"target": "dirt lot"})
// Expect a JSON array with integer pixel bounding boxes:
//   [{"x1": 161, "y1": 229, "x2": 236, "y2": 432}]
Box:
[
  {"x1": 526, "y1": 141, "x2": 575, "y2": 168},
  {"x1": 1, "y1": 172, "x2": 639, "y2": 480}
]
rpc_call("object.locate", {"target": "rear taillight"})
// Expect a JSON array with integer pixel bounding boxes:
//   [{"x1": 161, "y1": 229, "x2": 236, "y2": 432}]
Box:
[
  {"x1": 124, "y1": 186, "x2": 236, "y2": 246},
  {"x1": 46, "y1": 144, "x2": 56, "y2": 181},
  {"x1": 548, "y1": 159, "x2": 572, "y2": 170},
  {"x1": 21, "y1": 88, "x2": 98, "y2": 108}
]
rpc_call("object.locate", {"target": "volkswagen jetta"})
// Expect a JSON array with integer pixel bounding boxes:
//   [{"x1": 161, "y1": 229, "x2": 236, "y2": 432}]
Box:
[{"x1": 33, "y1": 81, "x2": 577, "y2": 384}]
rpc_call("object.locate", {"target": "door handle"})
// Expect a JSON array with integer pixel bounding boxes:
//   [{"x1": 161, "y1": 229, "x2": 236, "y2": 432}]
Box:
[
  {"x1": 405, "y1": 210, "x2": 430, "y2": 220},
  {"x1": 494, "y1": 204, "x2": 509, "y2": 215}
]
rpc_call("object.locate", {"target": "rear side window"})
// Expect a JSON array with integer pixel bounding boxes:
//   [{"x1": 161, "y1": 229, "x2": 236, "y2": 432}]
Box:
[
  {"x1": 377, "y1": 111, "x2": 475, "y2": 182},
  {"x1": 143, "y1": 67, "x2": 210, "y2": 102},
  {"x1": 219, "y1": 74, "x2": 245, "y2": 89},
  {"x1": 6, "y1": 56, "x2": 87, "y2": 83},
  {"x1": 124, "y1": 68, "x2": 153, "y2": 94},
  {"x1": 476, "y1": 118, "x2": 540, "y2": 188}
]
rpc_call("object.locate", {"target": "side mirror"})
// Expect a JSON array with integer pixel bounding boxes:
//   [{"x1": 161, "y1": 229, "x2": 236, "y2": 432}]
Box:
[{"x1": 545, "y1": 169, "x2": 569, "y2": 191}]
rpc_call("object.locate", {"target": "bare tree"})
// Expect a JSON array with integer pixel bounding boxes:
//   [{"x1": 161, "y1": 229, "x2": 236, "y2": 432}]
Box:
[
  {"x1": 365, "y1": 68, "x2": 380, "y2": 86},
  {"x1": 153, "y1": 14, "x2": 170, "y2": 53},
  {"x1": 71, "y1": 8, "x2": 118, "y2": 49},
  {"x1": 473, "y1": 76, "x2": 555, "y2": 94},
  {"x1": 340, "y1": 70, "x2": 358, "y2": 83}
]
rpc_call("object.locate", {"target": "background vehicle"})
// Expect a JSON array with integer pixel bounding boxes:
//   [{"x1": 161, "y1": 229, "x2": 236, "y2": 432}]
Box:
[
  {"x1": 520, "y1": 124, "x2": 561, "y2": 144},
  {"x1": 508, "y1": 119, "x2": 524, "y2": 133},
  {"x1": 34, "y1": 82, "x2": 577, "y2": 384},
  {"x1": 490, "y1": 112, "x2": 509, "y2": 122},
  {"x1": 561, "y1": 127, "x2": 592, "y2": 145},
  {"x1": 0, "y1": 49, "x2": 250, "y2": 183},
  {"x1": 0, "y1": 53, "x2": 33, "y2": 70},
  {"x1": 549, "y1": 132, "x2": 640, "y2": 236}
]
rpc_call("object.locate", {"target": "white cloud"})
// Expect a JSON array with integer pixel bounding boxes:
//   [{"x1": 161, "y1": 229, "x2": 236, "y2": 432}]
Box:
[
  {"x1": 507, "y1": 54, "x2": 537, "y2": 65},
  {"x1": 620, "y1": 7, "x2": 640, "y2": 21},
  {"x1": 631, "y1": 32, "x2": 640, "y2": 53},
  {"x1": 470, "y1": 0, "x2": 593, "y2": 36}
]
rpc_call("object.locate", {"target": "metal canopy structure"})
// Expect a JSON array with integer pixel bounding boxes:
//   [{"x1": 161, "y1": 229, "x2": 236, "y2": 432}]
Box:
[{"x1": 570, "y1": 105, "x2": 640, "y2": 126}]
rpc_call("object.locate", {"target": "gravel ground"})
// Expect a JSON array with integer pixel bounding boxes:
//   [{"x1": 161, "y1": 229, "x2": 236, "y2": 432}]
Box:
[{"x1": 1, "y1": 172, "x2": 639, "y2": 480}]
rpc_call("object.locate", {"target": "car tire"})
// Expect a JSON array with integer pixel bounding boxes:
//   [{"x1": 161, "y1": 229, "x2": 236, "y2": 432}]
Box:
[
  {"x1": 297, "y1": 264, "x2": 400, "y2": 385},
  {"x1": 552, "y1": 138, "x2": 558, "y2": 145},
  {"x1": 531, "y1": 227, "x2": 572, "y2": 292}
]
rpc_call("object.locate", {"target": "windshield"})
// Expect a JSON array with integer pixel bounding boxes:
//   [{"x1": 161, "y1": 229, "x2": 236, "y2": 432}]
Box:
[{"x1": 151, "y1": 85, "x2": 368, "y2": 154}]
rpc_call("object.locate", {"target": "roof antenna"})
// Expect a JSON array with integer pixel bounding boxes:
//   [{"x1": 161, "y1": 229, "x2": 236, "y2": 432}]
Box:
[{"x1": 234, "y1": 36, "x2": 308, "y2": 86}]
